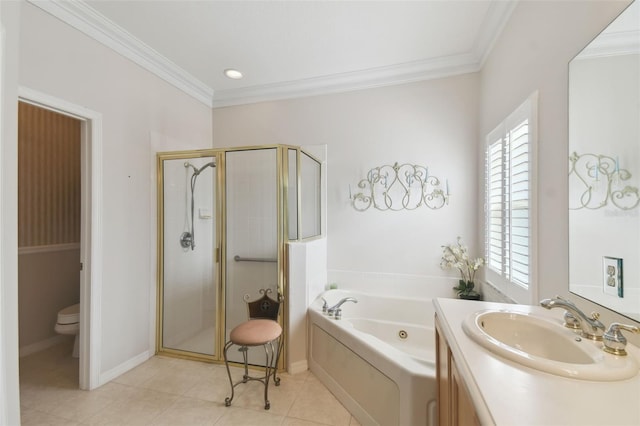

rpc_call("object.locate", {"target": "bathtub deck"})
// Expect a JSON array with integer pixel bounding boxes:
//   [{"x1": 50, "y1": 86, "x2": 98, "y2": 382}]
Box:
[{"x1": 309, "y1": 291, "x2": 438, "y2": 426}]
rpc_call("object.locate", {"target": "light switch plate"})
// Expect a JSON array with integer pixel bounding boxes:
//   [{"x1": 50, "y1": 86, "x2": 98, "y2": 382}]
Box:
[{"x1": 603, "y1": 256, "x2": 623, "y2": 298}]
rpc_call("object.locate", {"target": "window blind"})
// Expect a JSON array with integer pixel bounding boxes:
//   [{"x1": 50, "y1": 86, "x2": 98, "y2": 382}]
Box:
[
  {"x1": 486, "y1": 108, "x2": 532, "y2": 289},
  {"x1": 508, "y1": 118, "x2": 530, "y2": 286}
]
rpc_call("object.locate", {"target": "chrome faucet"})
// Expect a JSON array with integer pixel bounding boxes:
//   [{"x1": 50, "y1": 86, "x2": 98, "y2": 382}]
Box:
[
  {"x1": 327, "y1": 297, "x2": 358, "y2": 319},
  {"x1": 540, "y1": 296, "x2": 605, "y2": 341},
  {"x1": 321, "y1": 297, "x2": 329, "y2": 314}
]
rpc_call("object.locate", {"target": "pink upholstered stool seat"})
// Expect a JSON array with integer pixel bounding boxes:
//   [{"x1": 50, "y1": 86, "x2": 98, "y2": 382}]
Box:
[{"x1": 229, "y1": 319, "x2": 282, "y2": 346}]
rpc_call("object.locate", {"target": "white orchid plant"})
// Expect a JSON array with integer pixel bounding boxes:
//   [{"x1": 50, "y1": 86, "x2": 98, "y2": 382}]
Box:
[{"x1": 440, "y1": 237, "x2": 484, "y2": 298}]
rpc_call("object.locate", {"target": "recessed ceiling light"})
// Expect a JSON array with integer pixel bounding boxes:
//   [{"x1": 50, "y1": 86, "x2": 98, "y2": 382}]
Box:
[{"x1": 224, "y1": 69, "x2": 243, "y2": 80}]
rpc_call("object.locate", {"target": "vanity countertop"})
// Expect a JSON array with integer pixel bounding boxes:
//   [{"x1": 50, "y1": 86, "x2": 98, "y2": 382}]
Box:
[{"x1": 433, "y1": 298, "x2": 640, "y2": 426}]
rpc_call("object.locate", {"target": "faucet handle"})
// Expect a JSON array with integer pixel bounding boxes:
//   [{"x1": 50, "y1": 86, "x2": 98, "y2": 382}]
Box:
[
  {"x1": 590, "y1": 312, "x2": 605, "y2": 329},
  {"x1": 563, "y1": 311, "x2": 581, "y2": 330},
  {"x1": 321, "y1": 297, "x2": 329, "y2": 314},
  {"x1": 603, "y1": 323, "x2": 640, "y2": 356}
]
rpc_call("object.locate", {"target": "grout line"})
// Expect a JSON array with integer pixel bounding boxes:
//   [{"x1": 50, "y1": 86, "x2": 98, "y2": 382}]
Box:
[{"x1": 20, "y1": 342, "x2": 355, "y2": 426}]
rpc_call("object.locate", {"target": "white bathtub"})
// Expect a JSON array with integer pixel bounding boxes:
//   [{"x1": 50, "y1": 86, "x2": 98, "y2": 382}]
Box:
[{"x1": 308, "y1": 289, "x2": 437, "y2": 426}]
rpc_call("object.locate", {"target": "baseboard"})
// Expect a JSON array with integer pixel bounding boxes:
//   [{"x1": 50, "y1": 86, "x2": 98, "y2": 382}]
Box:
[
  {"x1": 288, "y1": 359, "x2": 308, "y2": 375},
  {"x1": 99, "y1": 350, "x2": 150, "y2": 386},
  {"x1": 19, "y1": 335, "x2": 69, "y2": 357}
]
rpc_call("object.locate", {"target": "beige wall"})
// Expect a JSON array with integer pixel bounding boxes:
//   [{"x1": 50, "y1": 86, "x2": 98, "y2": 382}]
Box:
[
  {"x1": 214, "y1": 73, "x2": 481, "y2": 286},
  {"x1": 479, "y1": 0, "x2": 639, "y2": 344},
  {"x1": 18, "y1": 249, "x2": 80, "y2": 350},
  {"x1": 18, "y1": 2, "x2": 214, "y2": 375}
]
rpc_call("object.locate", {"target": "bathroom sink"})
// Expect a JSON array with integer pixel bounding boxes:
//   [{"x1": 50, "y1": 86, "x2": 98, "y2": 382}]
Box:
[{"x1": 462, "y1": 310, "x2": 639, "y2": 381}]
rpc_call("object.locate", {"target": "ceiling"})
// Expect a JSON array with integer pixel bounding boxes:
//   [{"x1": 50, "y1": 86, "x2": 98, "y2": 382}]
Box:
[{"x1": 30, "y1": 0, "x2": 517, "y2": 107}]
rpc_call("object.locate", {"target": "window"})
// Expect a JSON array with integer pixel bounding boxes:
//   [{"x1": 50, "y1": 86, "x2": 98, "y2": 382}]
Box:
[{"x1": 485, "y1": 92, "x2": 537, "y2": 303}]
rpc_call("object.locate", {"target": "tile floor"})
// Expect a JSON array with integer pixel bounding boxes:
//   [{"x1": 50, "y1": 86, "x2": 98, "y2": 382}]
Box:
[{"x1": 19, "y1": 339, "x2": 361, "y2": 426}]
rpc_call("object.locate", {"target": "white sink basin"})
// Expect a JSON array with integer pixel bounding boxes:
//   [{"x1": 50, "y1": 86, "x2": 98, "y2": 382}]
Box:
[{"x1": 462, "y1": 309, "x2": 639, "y2": 381}]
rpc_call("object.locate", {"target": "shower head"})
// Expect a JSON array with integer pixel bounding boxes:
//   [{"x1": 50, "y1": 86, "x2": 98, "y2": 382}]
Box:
[
  {"x1": 196, "y1": 162, "x2": 216, "y2": 175},
  {"x1": 184, "y1": 161, "x2": 216, "y2": 176},
  {"x1": 182, "y1": 160, "x2": 216, "y2": 251}
]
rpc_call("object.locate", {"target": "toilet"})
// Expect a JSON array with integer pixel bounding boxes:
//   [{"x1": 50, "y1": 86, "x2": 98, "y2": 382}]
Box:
[{"x1": 55, "y1": 303, "x2": 80, "y2": 358}]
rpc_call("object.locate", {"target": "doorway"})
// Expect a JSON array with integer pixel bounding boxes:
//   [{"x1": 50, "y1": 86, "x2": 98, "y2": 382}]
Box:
[
  {"x1": 18, "y1": 87, "x2": 102, "y2": 391},
  {"x1": 17, "y1": 101, "x2": 82, "y2": 382}
]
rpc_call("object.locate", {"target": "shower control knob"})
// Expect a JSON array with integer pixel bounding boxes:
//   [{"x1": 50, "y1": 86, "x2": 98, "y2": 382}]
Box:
[{"x1": 179, "y1": 231, "x2": 193, "y2": 249}]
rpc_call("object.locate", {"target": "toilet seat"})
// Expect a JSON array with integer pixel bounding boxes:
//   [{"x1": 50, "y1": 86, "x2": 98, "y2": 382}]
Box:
[
  {"x1": 54, "y1": 322, "x2": 79, "y2": 334},
  {"x1": 54, "y1": 303, "x2": 81, "y2": 358},
  {"x1": 57, "y1": 303, "x2": 80, "y2": 325}
]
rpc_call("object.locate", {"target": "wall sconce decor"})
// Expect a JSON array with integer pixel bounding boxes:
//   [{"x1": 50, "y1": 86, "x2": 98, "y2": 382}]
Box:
[
  {"x1": 569, "y1": 151, "x2": 639, "y2": 210},
  {"x1": 350, "y1": 162, "x2": 450, "y2": 211}
]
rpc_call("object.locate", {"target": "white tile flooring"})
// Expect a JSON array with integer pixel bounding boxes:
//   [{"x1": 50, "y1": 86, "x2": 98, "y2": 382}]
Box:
[{"x1": 19, "y1": 338, "x2": 361, "y2": 426}]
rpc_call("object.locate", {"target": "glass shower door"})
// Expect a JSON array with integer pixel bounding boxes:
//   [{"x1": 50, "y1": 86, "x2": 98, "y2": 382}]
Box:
[
  {"x1": 224, "y1": 148, "x2": 279, "y2": 365},
  {"x1": 160, "y1": 155, "x2": 218, "y2": 357}
]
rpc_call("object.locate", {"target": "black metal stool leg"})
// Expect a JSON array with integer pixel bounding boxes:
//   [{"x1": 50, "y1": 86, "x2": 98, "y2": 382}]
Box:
[
  {"x1": 223, "y1": 341, "x2": 235, "y2": 407},
  {"x1": 262, "y1": 341, "x2": 277, "y2": 410},
  {"x1": 273, "y1": 335, "x2": 283, "y2": 386},
  {"x1": 241, "y1": 346, "x2": 249, "y2": 382}
]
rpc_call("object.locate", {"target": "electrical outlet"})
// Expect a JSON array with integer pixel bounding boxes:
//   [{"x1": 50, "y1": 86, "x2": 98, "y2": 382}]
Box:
[{"x1": 603, "y1": 256, "x2": 623, "y2": 297}]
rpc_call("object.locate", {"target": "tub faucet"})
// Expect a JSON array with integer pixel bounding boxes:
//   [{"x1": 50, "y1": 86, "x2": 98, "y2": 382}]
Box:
[
  {"x1": 540, "y1": 296, "x2": 605, "y2": 341},
  {"x1": 327, "y1": 297, "x2": 358, "y2": 319}
]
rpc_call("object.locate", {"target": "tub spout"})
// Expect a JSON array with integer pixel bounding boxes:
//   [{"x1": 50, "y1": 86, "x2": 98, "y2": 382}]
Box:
[{"x1": 327, "y1": 297, "x2": 358, "y2": 319}]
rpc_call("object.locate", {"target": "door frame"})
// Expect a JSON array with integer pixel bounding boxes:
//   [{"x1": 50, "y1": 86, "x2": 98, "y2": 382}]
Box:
[{"x1": 18, "y1": 87, "x2": 103, "y2": 390}]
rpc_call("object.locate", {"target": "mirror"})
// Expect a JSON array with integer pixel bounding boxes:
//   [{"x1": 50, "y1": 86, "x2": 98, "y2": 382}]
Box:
[
  {"x1": 300, "y1": 151, "x2": 322, "y2": 239},
  {"x1": 569, "y1": 0, "x2": 640, "y2": 321}
]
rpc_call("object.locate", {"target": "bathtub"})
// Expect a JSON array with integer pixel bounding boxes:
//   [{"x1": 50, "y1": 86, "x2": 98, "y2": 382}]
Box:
[{"x1": 308, "y1": 289, "x2": 437, "y2": 426}]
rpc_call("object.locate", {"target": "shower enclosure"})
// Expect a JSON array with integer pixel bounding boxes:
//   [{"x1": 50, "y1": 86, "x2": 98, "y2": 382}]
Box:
[{"x1": 157, "y1": 145, "x2": 321, "y2": 367}]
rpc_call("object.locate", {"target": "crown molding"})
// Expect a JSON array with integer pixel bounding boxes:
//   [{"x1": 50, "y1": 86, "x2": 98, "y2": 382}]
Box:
[
  {"x1": 211, "y1": 53, "x2": 481, "y2": 108},
  {"x1": 28, "y1": 0, "x2": 516, "y2": 109},
  {"x1": 28, "y1": 0, "x2": 215, "y2": 107},
  {"x1": 475, "y1": 0, "x2": 519, "y2": 68},
  {"x1": 212, "y1": 1, "x2": 517, "y2": 107},
  {"x1": 577, "y1": 30, "x2": 640, "y2": 59}
]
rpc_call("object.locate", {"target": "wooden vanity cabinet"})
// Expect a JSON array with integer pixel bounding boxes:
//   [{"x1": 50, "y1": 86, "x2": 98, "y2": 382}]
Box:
[{"x1": 435, "y1": 314, "x2": 480, "y2": 426}]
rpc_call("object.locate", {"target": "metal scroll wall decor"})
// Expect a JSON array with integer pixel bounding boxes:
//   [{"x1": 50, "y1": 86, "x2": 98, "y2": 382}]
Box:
[
  {"x1": 569, "y1": 152, "x2": 639, "y2": 210},
  {"x1": 350, "y1": 162, "x2": 450, "y2": 211}
]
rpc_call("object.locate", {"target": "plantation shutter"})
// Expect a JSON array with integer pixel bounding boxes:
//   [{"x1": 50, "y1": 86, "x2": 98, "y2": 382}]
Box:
[
  {"x1": 486, "y1": 136, "x2": 504, "y2": 274},
  {"x1": 485, "y1": 95, "x2": 534, "y2": 294},
  {"x1": 509, "y1": 119, "x2": 530, "y2": 286}
]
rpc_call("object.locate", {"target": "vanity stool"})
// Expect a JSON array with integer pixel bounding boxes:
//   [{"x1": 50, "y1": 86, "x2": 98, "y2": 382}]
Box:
[{"x1": 223, "y1": 288, "x2": 282, "y2": 410}]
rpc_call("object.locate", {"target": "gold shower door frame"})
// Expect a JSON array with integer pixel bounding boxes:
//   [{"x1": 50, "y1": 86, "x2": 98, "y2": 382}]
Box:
[{"x1": 156, "y1": 144, "x2": 317, "y2": 369}]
